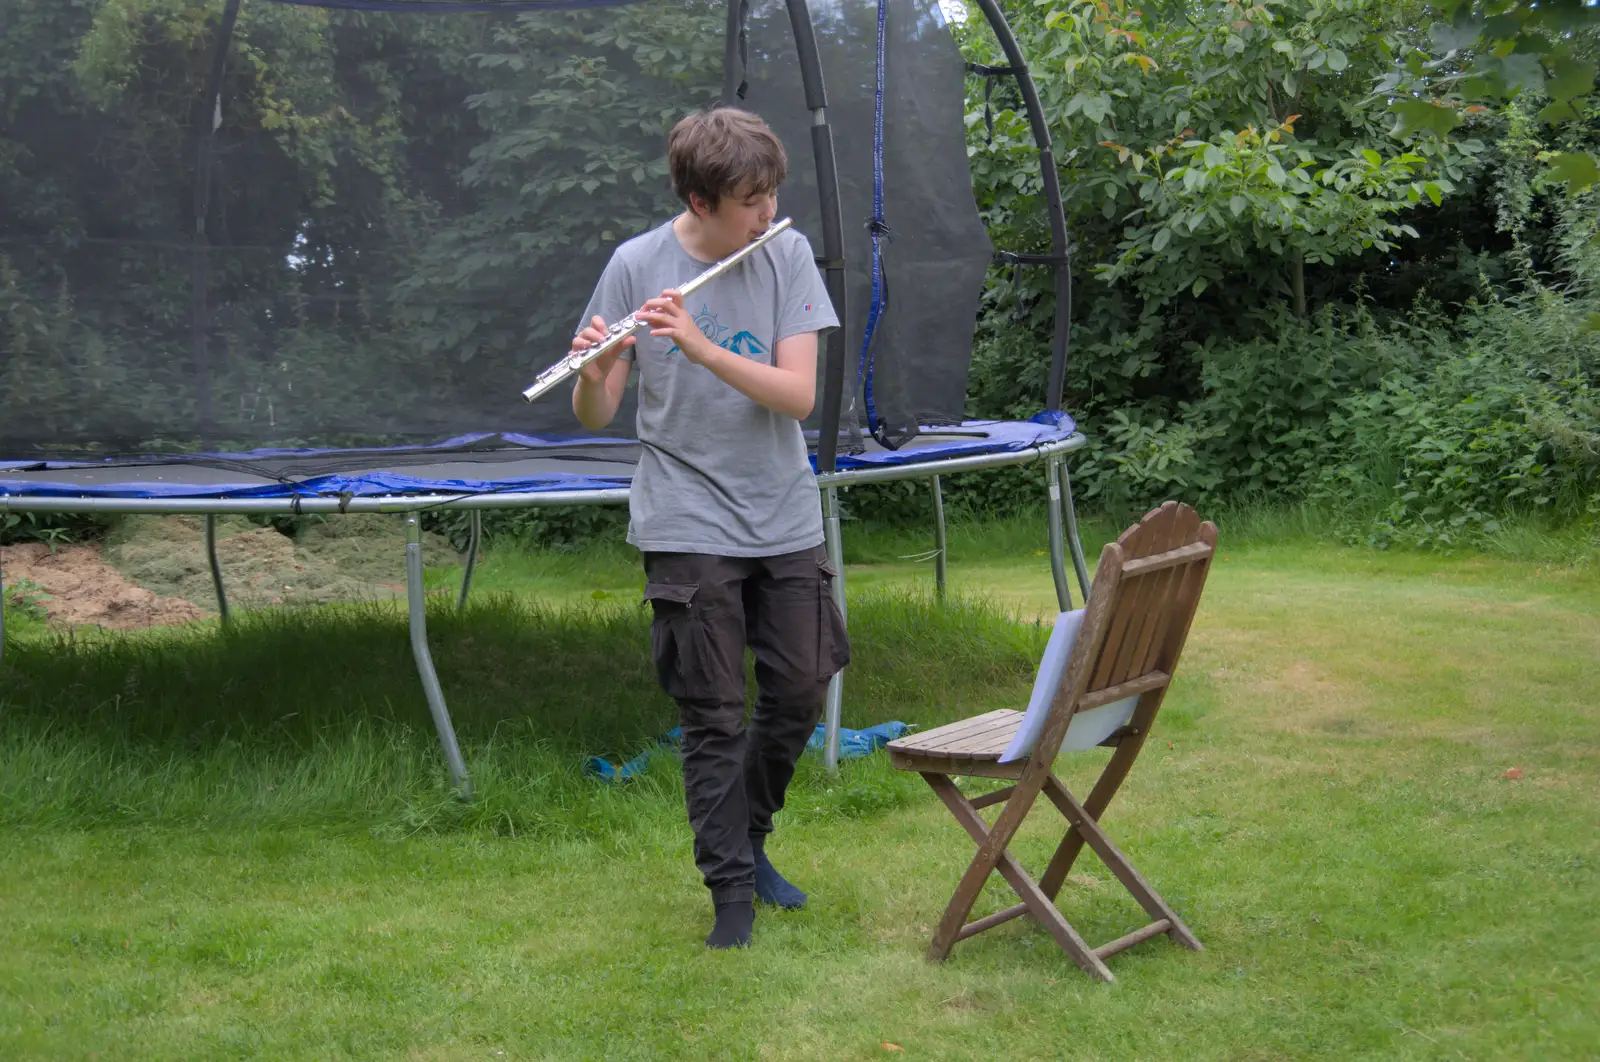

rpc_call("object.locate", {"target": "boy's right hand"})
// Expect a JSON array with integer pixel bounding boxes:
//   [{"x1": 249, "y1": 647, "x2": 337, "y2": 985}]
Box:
[{"x1": 574, "y1": 314, "x2": 635, "y2": 384}]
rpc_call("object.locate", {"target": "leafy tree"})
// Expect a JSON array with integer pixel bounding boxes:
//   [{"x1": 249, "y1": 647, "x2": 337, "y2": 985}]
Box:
[
  {"x1": 1383, "y1": 0, "x2": 1599, "y2": 193},
  {"x1": 964, "y1": 0, "x2": 1482, "y2": 316}
]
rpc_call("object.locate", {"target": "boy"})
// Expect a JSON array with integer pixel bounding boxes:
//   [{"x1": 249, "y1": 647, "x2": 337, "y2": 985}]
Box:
[{"x1": 568, "y1": 107, "x2": 850, "y2": 949}]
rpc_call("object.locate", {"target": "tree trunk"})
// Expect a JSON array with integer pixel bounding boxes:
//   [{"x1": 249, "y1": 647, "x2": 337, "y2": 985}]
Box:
[{"x1": 1291, "y1": 252, "x2": 1307, "y2": 317}]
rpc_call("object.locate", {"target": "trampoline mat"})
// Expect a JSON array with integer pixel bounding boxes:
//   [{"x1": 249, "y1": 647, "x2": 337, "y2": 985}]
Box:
[{"x1": 1, "y1": 419, "x2": 1076, "y2": 501}]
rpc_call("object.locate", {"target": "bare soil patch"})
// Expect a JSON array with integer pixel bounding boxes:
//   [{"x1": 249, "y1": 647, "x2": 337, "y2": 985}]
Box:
[{"x1": 1, "y1": 541, "x2": 206, "y2": 630}]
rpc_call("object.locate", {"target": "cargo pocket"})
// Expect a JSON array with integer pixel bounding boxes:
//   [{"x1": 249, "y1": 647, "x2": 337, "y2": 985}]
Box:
[
  {"x1": 642, "y1": 581, "x2": 712, "y2": 700},
  {"x1": 815, "y1": 557, "x2": 852, "y2": 679}
]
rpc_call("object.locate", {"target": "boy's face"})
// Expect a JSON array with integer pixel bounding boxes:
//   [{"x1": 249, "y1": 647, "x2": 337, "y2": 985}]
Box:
[{"x1": 695, "y1": 181, "x2": 778, "y2": 249}]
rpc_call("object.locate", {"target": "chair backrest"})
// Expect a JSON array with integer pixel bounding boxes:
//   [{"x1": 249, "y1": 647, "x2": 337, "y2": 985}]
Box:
[{"x1": 1018, "y1": 501, "x2": 1217, "y2": 770}]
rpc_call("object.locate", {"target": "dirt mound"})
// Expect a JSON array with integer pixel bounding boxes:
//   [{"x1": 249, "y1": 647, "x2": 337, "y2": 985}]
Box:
[
  {"x1": 103, "y1": 514, "x2": 460, "y2": 614},
  {"x1": 3, "y1": 515, "x2": 461, "y2": 631},
  {"x1": 1, "y1": 541, "x2": 207, "y2": 630}
]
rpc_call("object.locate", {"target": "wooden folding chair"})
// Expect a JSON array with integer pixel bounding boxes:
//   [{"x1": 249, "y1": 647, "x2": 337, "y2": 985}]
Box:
[{"x1": 886, "y1": 501, "x2": 1218, "y2": 982}]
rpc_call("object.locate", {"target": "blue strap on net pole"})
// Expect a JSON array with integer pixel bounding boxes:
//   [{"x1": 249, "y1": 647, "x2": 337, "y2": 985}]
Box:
[{"x1": 854, "y1": 0, "x2": 889, "y2": 444}]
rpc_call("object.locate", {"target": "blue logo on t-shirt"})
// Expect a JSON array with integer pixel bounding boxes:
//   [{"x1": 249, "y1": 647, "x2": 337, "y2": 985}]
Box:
[{"x1": 667, "y1": 304, "x2": 768, "y2": 359}]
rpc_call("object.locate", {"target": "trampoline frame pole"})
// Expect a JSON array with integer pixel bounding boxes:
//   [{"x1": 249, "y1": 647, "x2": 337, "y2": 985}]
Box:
[
  {"x1": 457, "y1": 509, "x2": 481, "y2": 613},
  {"x1": 1046, "y1": 455, "x2": 1073, "y2": 612},
  {"x1": 404, "y1": 512, "x2": 471, "y2": 799},
  {"x1": 932, "y1": 474, "x2": 948, "y2": 601},
  {"x1": 204, "y1": 514, "x2": 231, "y2": 625},
  {"x1": 821, "y1": 486, "x2": 846, "y2": 772},
  {"x1": 1060, "y1": 461, "x2": 1092, "y2": 603},
  {"x1": 0, "y1": 542, "x2": 6, "y2": 667}
]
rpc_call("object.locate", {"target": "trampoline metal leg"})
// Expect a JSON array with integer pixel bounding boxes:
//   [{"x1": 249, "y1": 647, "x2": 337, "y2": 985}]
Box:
[
  {"x1": 1045, "y1": 456, "x2": 1074, "y2": 612},
  {"x1": 931, "y1": 474, "x2": 948, "y2": 602},
  {"x1": 457, "y1": 509, "x2": 481, "y2": 613},
  {"x1": 204, "y1": 514, "x2": 231, "y2": 626},
  {"x1": 0, "y1": 541, "x2": 6, "y2": 667},
  {"x1": 1060, "y1": 461, "x2": 1093, "y2": 603},
  {"x1": 405, "y1": 513, "x2": 472, "y2": 800},
  {"x1": 822, "y1": 487, "x2": 846, "y2": 773}
]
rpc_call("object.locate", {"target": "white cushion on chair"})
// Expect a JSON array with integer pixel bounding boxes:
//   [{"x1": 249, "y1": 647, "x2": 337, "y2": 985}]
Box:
[
  {"x1": 1060, "y1": 694, "x2": 1140, "y2": 753},
  {"x1": 999, "y1": 609, "x2": 1139, "y2": 763}
]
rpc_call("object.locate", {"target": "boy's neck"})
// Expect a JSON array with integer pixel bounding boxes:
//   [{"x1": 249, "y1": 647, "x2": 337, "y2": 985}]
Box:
[{"x1": 672, "y1": 211, "x2": 739, "y2": 264}]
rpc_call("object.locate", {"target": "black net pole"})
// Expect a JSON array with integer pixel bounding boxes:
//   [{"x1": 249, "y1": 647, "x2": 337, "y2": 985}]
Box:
[
  {"x1": 971, "y1": 0, "x2": 1072, "y2": 412},
  {"x1": 191, "y1": 0, "x2": 243, "y2": 447},
  {"x1": 783, "y1": 0, "x2": 848, "y2": 474},
  {"x1": 722, "y1": 0, "x2": 748, "y2": 104}
]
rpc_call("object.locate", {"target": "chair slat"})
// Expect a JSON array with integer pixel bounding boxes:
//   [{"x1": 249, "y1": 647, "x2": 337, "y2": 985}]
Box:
[
  {"x1": 1152, "y1": 533, "x2": 1215, "y2": 674},
  {"x1": 960, "y1": 728, "x2": 1026, "y2": 755},
  {"x1": 916, "y1": 724, "x2": 1024, "y2": 759},
  {"x1": 957, "y1": 901, "x2": 1030, "y2": 941},
  {"x1": 1104, "y1": 570, "x2": 1161, "y2": 686},
  {"x1": 1093, "y1": 919, "x2": 1172, "y2": 960},
  {"x1": 907, "y1": 712, "x2": 1018, "y2": 753},
  {"x1": 889, "y1": 710, "x2": 1014, "y2": 752},
  {"x1": 968, "y1": 785, "x2": 1017, "y2": 809},
  {"x1": 1108, "y1": 507, "x2": 1202, "y2": 686},
  {"x1": 1127, "y1": 567, "x2": 1179, "y2": 679},
  {"x1": 1077, "y1": 670, "x2": 1169, "y2": 712},
  {"x1": 1089, "y1": 584, "x2": 1139, "y2": 690},
  {"x1": 1120, "y1": 541, "x2": 1212, "y2": 578}
]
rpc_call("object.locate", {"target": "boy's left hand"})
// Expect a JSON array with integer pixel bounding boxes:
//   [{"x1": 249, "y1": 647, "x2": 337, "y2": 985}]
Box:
[{"x1": 638, "y1": 289, "x2": 716, "y2": 364}]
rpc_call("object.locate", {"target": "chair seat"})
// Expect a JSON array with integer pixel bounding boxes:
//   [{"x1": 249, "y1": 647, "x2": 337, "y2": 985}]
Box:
[{"x1": 885, "y1": 709, "x2": 1024, "y2": 761}]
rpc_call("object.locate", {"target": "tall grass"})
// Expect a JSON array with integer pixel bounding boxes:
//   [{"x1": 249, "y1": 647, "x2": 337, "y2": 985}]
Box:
[{"x1": 0, "y1": 589, "x2": 1047, "y2": 835}]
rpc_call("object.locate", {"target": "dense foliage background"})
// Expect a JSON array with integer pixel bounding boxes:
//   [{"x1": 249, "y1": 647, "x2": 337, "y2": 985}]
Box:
[
  {"x1": 1, "y1": 0, "x2": 1595, "y2": 552},
  {"x1": 936, "y1": 0, "x2": 1599, "y2": 548}
]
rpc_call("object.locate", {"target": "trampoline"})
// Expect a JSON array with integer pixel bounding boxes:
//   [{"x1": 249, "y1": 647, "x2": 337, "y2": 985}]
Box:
[{"x1": 0, "y1": 0, "x2": 1092, "y2": 798}]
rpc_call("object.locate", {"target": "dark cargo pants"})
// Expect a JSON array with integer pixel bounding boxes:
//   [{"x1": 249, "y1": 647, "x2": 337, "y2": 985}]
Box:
[{"x1": 642, "y1": 544, "x2": 851, "y2": 905}]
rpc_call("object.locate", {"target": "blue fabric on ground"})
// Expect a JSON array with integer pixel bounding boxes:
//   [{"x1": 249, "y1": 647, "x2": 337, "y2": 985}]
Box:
[
  {"x1": 583, "y1": 721, "x2": 909, "y2": 783},
  {"x1": 804, "y1": 720, "x2": 908, "y2": 757},
  {"x1": 583, "y1": 728, "x2": 683, "y2": 783}
]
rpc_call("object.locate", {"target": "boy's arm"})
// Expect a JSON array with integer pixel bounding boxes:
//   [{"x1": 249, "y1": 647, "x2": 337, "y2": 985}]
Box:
[{"x1": 638, "y1": 290, "x2": 818, "y2": 421}]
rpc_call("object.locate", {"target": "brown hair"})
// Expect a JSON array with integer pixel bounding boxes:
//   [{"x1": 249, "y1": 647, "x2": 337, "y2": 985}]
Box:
[{"x1": 667, "y1": 107, "x2": 787, "y2": 213}]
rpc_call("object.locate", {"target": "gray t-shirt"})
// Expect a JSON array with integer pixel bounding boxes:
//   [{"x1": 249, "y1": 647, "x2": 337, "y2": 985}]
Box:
[{"x1": 579, "y1": 219, "x2": 839, "y2": 557}]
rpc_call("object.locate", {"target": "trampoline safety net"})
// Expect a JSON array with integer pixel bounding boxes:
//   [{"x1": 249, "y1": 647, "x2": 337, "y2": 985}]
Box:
[{"x1": 0, "y1": 0, "x2": 994, "y2": 461}]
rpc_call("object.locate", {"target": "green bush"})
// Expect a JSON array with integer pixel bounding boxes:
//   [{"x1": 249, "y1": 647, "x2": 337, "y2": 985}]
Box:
[
  {"x1": 886, "y1": 254, "x2": 1599, "y2": 546},
  {"x1": 1, "y1": 512, "x2": 115, "y2": 548},
  {"x1": 1313, "y1": 295, "x2": 1599, "y2": 548}
]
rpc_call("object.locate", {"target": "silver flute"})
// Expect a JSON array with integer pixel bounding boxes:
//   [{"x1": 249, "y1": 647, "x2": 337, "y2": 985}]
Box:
[{"x1": 521, "y1": 216, "x2": 794, "y2": 403}]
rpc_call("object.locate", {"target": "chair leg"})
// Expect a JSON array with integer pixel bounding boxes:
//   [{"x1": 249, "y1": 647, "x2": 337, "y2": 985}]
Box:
[
  {"x1": 1041, "y1": 775, "x2": 1202, "y2": 951},
  {"x1": 1037, "y1": 822, "x2": 1089, "y2": 902},
  {"x1": 922, "y1": 773, "x2": 1115, "y2": 982},
  {"x1": 1036, "y1": 734, "x2": 1146, "y2": 899}
]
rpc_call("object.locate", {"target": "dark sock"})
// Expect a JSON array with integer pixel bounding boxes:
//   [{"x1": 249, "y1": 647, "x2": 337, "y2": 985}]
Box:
[
  {"x1": 705, "y1": 900, "x2": 754, "y2": 949},
  {"x1": 752, "y1": 839, "x2": 807, "y2": 910}
]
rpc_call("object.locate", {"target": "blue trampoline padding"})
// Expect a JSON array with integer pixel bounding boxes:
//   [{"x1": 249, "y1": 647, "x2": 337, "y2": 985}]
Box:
[
  {"x1": 0, "y1": 430, "x2": 634, "y2": 470},
  {"x1": 584, "y1": 721, "x2": 910, "y2": 782},
  {"x1": 825, "y1": 416, "x2": 1075, "y2": 470},
  {"x1": 0, "y1": 416, "x2": 1075, "y2": 500},
  {"x1": 0, "y1": 469, "x2": 635, "y2": 501}
]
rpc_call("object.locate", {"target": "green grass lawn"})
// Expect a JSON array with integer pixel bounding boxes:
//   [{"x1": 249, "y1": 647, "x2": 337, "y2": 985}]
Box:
[{"x1": 1, "y1": 513, "x2": 1597, "y2": 1060}]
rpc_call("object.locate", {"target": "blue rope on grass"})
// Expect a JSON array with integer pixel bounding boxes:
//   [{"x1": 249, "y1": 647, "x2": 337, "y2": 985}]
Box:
[{"x1": 584, "y1": 722, "x2": 910, "y2": 783}]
